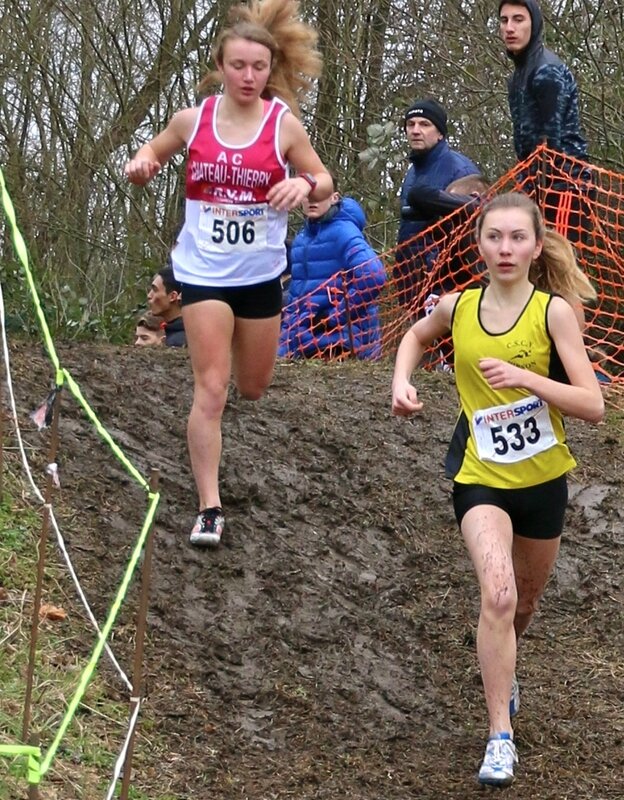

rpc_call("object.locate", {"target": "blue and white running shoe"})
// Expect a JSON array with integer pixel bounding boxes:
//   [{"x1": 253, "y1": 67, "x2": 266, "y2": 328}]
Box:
[{"x1": 478, "y1": 732, "x2": 518, "y2": 787}]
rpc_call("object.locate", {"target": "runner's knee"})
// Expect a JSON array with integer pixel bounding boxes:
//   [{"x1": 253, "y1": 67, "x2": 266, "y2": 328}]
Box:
[
  {"x1": 193, "y1": 375, "x2": 229, "y2": 416},
  {"x1": 235, "y1": 377, "x2": 271, "y2": 401},
  {"x1": 515, "y1": 592, "x2": 541, "y2": 621},
  {"x1": 481, "y1": 578, "x2": 518, "y2": 621}
]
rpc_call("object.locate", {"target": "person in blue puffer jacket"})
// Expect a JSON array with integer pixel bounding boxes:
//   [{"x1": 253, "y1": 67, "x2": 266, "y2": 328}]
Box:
[{"x1": 279, "y1": 189, "x2": 386, "y2": 360}]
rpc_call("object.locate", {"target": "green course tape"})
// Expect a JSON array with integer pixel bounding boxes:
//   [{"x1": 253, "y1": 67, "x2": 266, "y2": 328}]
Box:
[
  {"x1": 0, "y1": 167, "x2": 162, "y2": 782},
  {"x1": 0, "y1": 168, "x2": 60, "y2": 373},
  {"x1": 0, "y1": 166, "x2": 149, "y2": 492},
  {"x1": 62, "y1": 369, "x2": 149, "y2": 490},
  {"x1": 40, "y1": 490, "x2": 160, "y2": 776},
  {"x1": 0, "y1": 744, "x2": 42, "y2": 785}
]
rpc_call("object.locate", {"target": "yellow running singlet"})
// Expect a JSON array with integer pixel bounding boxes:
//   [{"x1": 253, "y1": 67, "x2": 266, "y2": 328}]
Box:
[{"x1": 446, "y1": 287, "x2": 576, "y2": 488}]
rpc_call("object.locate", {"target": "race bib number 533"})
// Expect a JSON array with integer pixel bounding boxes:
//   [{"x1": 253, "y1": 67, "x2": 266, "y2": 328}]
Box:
[
  {"x1": 472, "y1": 395, "x2": 557, "y2": 464},
  {"x1": 198, "y1": 202, "x2": 267, "y2": 254}
]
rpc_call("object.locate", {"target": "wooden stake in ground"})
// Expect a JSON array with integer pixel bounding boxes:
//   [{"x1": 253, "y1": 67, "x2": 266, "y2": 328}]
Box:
[
  {"x1": 22, "y1": 387, "x2": 62, "y2": 743},
  {"x1": 120, "y1": 468, "x2": 160, "y2": 800}
]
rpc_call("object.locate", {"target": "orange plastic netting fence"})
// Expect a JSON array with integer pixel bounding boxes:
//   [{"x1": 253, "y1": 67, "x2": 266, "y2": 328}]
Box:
[{"x1": 278, "y1": 145, "x2": 624, "y2": 404}]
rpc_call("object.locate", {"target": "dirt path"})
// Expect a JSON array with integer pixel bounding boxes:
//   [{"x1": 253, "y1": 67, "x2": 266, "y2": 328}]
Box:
[{"x1": 8, "y1": 342, "x2": 624, "y2": 799}]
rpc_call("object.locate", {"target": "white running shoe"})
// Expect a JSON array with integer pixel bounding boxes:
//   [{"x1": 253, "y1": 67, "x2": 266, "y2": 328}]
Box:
[
  {"x1": 478, "y1": 732, "x2": 518, "y2": 787},
  {"x1": 189, "y1": 507, "x2": 225, "y2": 547}
]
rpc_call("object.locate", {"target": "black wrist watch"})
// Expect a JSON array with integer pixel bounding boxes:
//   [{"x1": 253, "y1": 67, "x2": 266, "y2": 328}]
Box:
[{"x1": 298, "y1": 172, "x2": 318, "y2": 191}]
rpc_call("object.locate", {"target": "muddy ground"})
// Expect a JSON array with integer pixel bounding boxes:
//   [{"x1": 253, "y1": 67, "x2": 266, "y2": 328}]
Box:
[{"x1": 6, "y1": 342, "x2": 624, "y2": 799}]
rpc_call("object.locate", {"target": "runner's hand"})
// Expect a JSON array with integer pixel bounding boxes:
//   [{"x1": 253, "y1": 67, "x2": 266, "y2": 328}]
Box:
[
  {"x1": 479, "y1": 357, "x2": 525, "y2": 389},
  {"x1": 392, "y1": 381, "x2": 423, "y2": 416},
  {"x1": 267, "y1": 177, "x2": 311, "y2": 211},
  {"x1": 124, "y1": 158, "x2": 162, "y2": 186}
]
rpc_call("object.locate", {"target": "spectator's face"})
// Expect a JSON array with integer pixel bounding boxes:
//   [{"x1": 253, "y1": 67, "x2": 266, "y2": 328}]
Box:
[
  {"x1": 499, "y1": 4, "x2": 532, "y2": 53},
  {"x1": 405, "y1": 117, "x2": 443, "y2": 153},
  {"x1": 148, "y1": 275, "x2": 172, "y2": 315},
  {"x1": 302, "y1": 193, "x2": 339, "y2": 220},
  {"x1": 135, "y1": 325, "x2": 164, "y2": 346}
]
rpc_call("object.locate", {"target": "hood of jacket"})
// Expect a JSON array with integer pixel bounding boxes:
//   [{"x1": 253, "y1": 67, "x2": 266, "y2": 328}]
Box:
[
  {"x1": 165, "y1": 315, "x2": 184, "y2": 333},
  {"x1": 501, "y1": 0, "x2": 544, "y2": 67},
  {"x1": 304, "y1": 197, "x2": 366, "y2": 235}
]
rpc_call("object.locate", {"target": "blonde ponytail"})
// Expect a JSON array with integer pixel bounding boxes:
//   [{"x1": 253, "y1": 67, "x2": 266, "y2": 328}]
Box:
[{"x1": 530, "y1": 229, "x2": 596, "y2": 304}]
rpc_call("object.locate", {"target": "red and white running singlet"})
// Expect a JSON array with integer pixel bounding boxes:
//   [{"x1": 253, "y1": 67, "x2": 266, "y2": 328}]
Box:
[{"x1": 172, "y1": 95, "x2": 289, "y2": 286}]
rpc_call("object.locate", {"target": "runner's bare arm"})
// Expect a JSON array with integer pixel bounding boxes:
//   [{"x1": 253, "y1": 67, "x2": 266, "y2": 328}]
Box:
[
  {"x1": 479, "y1": 297, "x2": 604, "y2": 423},
  {"x1": 125, "y1": 108, "x2": 198, "y2": 186},
  {"x1": 391, "y1": 294, "x2": 458, "y2": 416},
  {"x1": 268, "y1": 113, "x2": 332, "y2": 211}
]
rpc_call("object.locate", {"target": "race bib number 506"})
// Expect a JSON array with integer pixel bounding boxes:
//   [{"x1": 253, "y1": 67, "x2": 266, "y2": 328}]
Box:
[
  {"x1": 472, "y1": 394, "x2": 557, "y2": 464},
  {"x1": 198, "y1": 202, "x2": 267, "y2": 254}
]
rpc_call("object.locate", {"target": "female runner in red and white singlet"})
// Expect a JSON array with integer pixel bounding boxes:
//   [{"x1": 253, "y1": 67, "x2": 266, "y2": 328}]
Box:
[{"x1": 125, "y1": 0, "x2": 333, "y2": 547}]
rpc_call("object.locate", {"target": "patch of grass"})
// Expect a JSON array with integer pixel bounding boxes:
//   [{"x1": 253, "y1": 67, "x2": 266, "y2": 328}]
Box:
[
  {"x1": 603, "y1": 405, "x2": 624, "y2": 444},
  {"x1": 0, "y1": 460, "x2": 167, "y2": 799}
]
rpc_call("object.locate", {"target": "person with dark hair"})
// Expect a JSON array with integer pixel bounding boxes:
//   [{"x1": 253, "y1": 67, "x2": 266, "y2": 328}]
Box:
[
  {"x1": 125, "y1": 0, "x2": 332, "y2": 547},
  {"x1": 499, "y1": 0, "x2": 592, "y2": 240},
  {"x1": 392, "y1": 192, "x2": 603, "y2": 786},
  {"x1": 147, "y1": 265, "x2": 186, "y2": 347},
  {"x1": 279, "y1": 183, "x2": 385, "y2": 360},
  {"x1": 407, "y1": 174, "x2": 490, "y2": 225},
  {"x1": 395, "y1": 98, "x2": 480, "y2": 308}
]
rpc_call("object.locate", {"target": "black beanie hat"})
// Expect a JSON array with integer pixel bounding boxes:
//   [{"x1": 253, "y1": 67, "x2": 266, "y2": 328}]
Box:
[{"x1": 404, "y1": 98, "x2": 448, "y2": 138}]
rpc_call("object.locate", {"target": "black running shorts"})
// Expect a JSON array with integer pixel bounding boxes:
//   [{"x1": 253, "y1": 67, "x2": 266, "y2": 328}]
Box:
[
  {"x1": 452, "y1": 474, "x2": 568, "y2": 540},
  {"x1": 180, "y1": 277, "x2": 282, "y2": 319}
]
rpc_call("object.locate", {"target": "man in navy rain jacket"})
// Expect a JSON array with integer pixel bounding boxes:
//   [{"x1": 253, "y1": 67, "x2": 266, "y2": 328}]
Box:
[{"x1": 395, "y1": 98, "x2": 479, "y2": 309}]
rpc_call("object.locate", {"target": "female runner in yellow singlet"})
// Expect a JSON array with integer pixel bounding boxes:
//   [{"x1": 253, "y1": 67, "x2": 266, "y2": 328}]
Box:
[{"x1": 391, "y1": 191, "x2": 603, "y2": 787}]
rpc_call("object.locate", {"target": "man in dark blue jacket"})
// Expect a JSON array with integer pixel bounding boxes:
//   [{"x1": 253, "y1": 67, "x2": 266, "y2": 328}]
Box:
[
  {"x1": 499, "y1": 0, "x2": 592, "y2": 241},
  {"x1": 395, "y1": 98, "x2": 479, "y2": 310}
]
